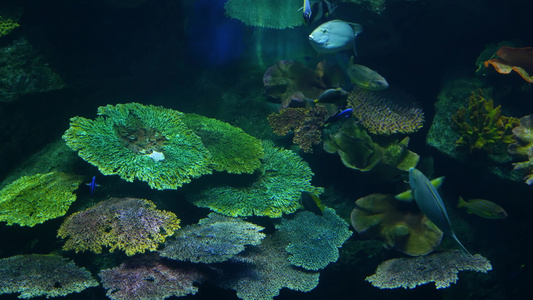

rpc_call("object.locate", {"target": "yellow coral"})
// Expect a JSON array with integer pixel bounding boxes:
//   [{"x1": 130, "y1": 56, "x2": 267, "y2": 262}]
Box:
[{"x1": 0, "y1": 16, "x2": 19, "y2": 37}]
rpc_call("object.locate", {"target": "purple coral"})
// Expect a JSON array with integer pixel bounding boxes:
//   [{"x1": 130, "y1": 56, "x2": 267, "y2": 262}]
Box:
[
  {"x1": 57, "y1": 197, "x2": 180, "y2": 256},
  {"x1": 99, "y1": 255, "x2": 205, "y2": 300}
]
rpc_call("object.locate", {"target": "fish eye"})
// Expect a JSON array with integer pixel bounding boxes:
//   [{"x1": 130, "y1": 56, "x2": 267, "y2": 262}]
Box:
[{"x1": 322, "y1": 29, "x2": 327, "y2": 33}]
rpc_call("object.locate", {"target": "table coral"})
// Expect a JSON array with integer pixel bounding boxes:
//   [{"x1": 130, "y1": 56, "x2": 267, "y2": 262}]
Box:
[
  {"x1": 190, "y1": 141, "x2": 323, "y2": 218},
  {"x1": 351, "y1": 193, "x2": 443, "y2": 256},
  {"x1": 63, "y1": 103, "x2": 212, "y2": 190},
  {"x1": 347, "y1": 88, "x2": 424, "y2": 135},
  {"x1": 276, "y1": 208, "x2": 352, "y2": 271},
  {"x1": 225, "y1": 0, "x2": 303, "y2": 29},
  {"x1": 99, "y1": 255, "x2": 205, "y2": 300},
  {"x1": 215, "y1": 234, "x2": 320, "y2": 300},
  {"x1": 57, "y1": 197, "x2": 180, "y2": 256},
  {"x1": 0, "y1": 172, "x2": 84, "y2": 227},
  {"x1": 366, "y1": 250, "x2": 492, "y2": 289},
  {"x1": 451, "y1": 90, "x2": 519, "y2": 153},
  {"x1": 160, "y1": 213, "x2": 265, "y2": 263},
  {"x1": 267, "y1": 106, "x2": 328, "y2": 153},
  {"x1": 0, "y1": 254, "x2": 98, "y2": 299},
  {"x1": 182, "y1": 113, "x2": 264, "y2": 174}
]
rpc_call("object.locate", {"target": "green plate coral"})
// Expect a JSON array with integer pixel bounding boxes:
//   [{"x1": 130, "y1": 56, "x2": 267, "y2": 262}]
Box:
[
  {"x1": 190, "y1": 141, "x2": 323, "y2": 218},
  {"x1": 0, "y1": 172, "x2": 84, "y2": 227},
  {"x1": 182, "y1": 113, "x2": 264, "y2": 174},
  {"x1": 63, "y1": 103, "x2": 212, "y2": 190}
]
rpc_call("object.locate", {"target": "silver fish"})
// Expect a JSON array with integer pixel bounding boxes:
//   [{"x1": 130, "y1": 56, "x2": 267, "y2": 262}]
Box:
[
  {"x1": 409, "y1": 168, "x2": 471, "y2": 255},
  {"x1": 309, "y1": 20, "x2": 363, "y2": 54}
]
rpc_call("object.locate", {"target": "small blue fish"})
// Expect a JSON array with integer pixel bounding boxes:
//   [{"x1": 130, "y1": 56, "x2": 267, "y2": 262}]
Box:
[
  {"x1": 326, "y1": 108, "x2": 353, "y2": 123},
  {"x1": 86, "y1": 176, "x2": 100, "y2": 196}
]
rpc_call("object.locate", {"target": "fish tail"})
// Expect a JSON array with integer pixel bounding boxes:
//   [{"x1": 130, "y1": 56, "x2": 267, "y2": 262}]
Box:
[{"x1": 452, "y1": 233, "x2": 472, "y2": 257}]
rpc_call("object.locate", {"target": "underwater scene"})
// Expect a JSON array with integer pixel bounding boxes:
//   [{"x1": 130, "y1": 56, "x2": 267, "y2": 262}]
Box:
[{"x1": 1, "y1": 0, "x2": 533, "y2": 299}]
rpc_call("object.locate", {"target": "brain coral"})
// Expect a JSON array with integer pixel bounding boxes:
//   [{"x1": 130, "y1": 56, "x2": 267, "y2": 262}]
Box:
[
  {"x1": 182, "y1": 113, "x2": 264, "y2": 174},
  {"x1": 0, "y1": 172, "x2": 84, "y2": 227},
  {"x1": 0, "y1": 254, "x2": 98, "y2": 299},
  {"x1": 276, "y1": 207, "x2": 352, "y2": 271},
  {"x1": 225, "y1": 0, "x2": 303, "y2": 29},
  {"x1": 190, "y1": 141, "x2": 324, "y2": 218},
  {"x1": 63, "y1": 103, "x2": 212, "y2": 190},
  {"x1": 347, "y1": 88, "x2": 424, "y2": 135},
  {"x1": 57, "y1": 197, "x2": 180, "y2": 256},
  {"x1": 160, "y1": 213, "x2": 265, "y2": 263}
]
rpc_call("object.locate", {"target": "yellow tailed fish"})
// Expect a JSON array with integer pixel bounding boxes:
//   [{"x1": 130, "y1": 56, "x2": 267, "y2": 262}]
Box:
[{"x1": 458, "y1": 197, "x2": 508, "y2": 219}]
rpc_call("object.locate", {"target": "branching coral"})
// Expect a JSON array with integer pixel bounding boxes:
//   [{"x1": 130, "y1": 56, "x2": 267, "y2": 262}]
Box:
[
  {"x1": 63, "y1": 103, "x2": 212, "y2": 190},
  {"x1": 160, "y1": 213, "x2": 265, "y2": 263},
  {"x1": 366, "y1": 250, "x2": 492, "y2": 289},
  {"x1": 267, "y1": 106, "x2": 328, "y2": 152},
  {"x1": 0, "y1": 254, "x2": 98, "y2": 299},
  {"x1": 347, "y1": 88, "x2": 424, "y2": 135},
  {"x1": 276, "y1": 208, "x2": 352, "y2": 271},
  {"x1": 190, "y1": 141, "x2": 323, "y2": 218},
  {"x1": 0, "y1": 172, "x2": 84, "y2": 227},
  {"x1": 350, "y1": 193, "x2": 443, "y2": 256},
  {"x1": 57, "y1": 197, "x2": 180, "y2": 256},
  {"x1": 225, "y1": 0, "x2": 303, "y2": 29},
  {"x1": 451, "y1": 91, "x2": 519, "y2": 153},
  {"x1": 215, "y1": 234, "x2": 320, "y2": 300},
  {"x1": 182, "y1": 113, "x2": 264, "y2": 174},
  {"x1": 99, "y1": 255, "x2": 205, "y2": 300},
  {"x1": 0, "y1": 16, "x2": 19, "y2": 37}
]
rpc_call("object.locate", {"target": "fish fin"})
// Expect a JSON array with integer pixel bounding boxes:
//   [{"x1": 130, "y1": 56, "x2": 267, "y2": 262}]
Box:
[
  {"x1": 348, "y1": 56, "x2": 354, "y2": 67},
  {"x1": 394, "y1": 190, "x2": 414, "y2": 202},
  {"x1": 430, "y1": 176, "x2": 445, "y2": 189},
  {"x1": 451, "y1": 232, "x2": 472, "y2": 256},
  {"x1": 457, "y1": 196, "x2": 466, "y2": 208}
]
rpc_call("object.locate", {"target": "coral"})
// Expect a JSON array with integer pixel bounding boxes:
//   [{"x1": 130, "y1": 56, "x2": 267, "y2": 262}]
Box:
[
  {"x1": 350, "y1": 193, "x2": 443, "y2": 256},
  {"x1": 0, "y1": 172, "x2": 84, "y2": 227},
  {"x1": 366, "y1": 250, "x2": 492, "y2": 289},
  {"x1": 347, "y1": 88, "x2": 424, "y2": 135},
  {"x1": 484, "y1": 46, "x2": 533, "y2": 83},
  {"x1": 190, "y1": 141, "x2": 324, "y2": 218},
  {"x1": 57, "y1": 197, "x2": 180, "y2": 256},
  {"x1": 63, "y1": 103, "x2": 212, "y2": 190},
  {"x1": 182, "y1": 113, "x2": 264, "y2": 174},
  {"x1": 276, "y1": 207, "x2": 352, "y2": 271},
  {"x1": 0, "y1": 16, "x2": 19, "y2": 37},
  {"x1": 267, "y1": 106, "x2": 329, "y2": 153},
  {"x1": 215, "y1": 234, "x2": 320, "y2": 300},
  {"x1": 225, "y1": 0, "x2": 303, "y2": 29},
  {"x1": 160, "y1": 213, "x2": 265, "y2": 263},
  {"x1": 451, "y1": 90, "x2": 519, "y2": 153},
  {"x1": 99, "y1": 255, "x2": 205, "y2": 300},
  {"x1": 323, "y1": 120, "x2": 419, "y2": 172},
  {"x1": 0, "y1": 254, "x2": 98, "y2": 299},
  {"x1": 0, "y1": 37, "x2": 65, "y2": 103},
  {"x1": 509, "y1": 115, "x2": 533, "y2": 184}
]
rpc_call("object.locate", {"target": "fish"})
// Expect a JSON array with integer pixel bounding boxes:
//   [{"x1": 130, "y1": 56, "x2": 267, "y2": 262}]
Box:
[
  {"x1": 302, "y1": 0, "x2": 313, "y2": 24},
  {"x1": 326, "y1": 108, "x2": 353, "y2": 123},
  {"x1": 408, "y1": 168, "x2": 471, "y2": 255},
  {"x1": 458, "y1": 196, "x2": 508, "y2": 219},
  {"x1": 309, "y1": 20, "x2": 363, "y2": 55},
  {"x1": 314, "y1": 88, "x2": 349, "y2": 104},
  {"x1": 301, "y1": 191, "x2": 325, "y2": 216},
  {"x1": 395, "y1": 176, "x2": 445, "y2": 201},
  {"x1": 347, "y1": 56, "x2": 389, "y2": 90},
  {"x1": 305, "y1": 0, "x2": 337, "y2": 24},
  {"x1": 86, "y1": 176, "x2": 100, "y2": 196}
]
